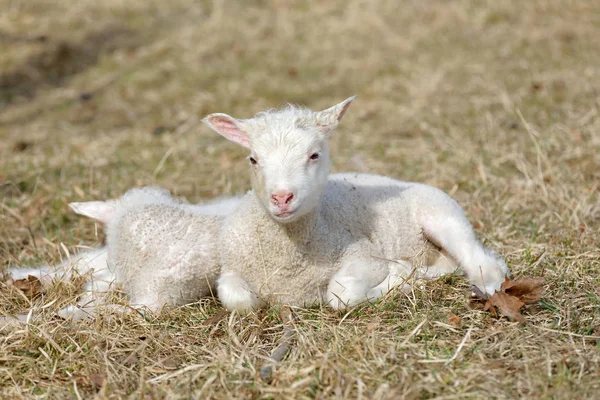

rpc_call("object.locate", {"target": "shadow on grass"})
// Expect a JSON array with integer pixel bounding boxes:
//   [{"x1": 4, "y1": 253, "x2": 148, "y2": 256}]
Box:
[{"x1": 0, "y1": 25, "x2": 139, "y2": 108}]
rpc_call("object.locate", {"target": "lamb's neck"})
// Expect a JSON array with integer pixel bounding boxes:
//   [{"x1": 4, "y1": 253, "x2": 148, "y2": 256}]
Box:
[
  {"x1": 252, "y1": 199, "x2": 321, "y2": 246},
  {"x1": 281, "y1": 209, "x2": 321, "y2": 244}
]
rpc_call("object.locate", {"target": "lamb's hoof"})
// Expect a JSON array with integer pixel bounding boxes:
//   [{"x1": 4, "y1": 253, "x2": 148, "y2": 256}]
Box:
[{"x1": 470, "y1": 285, "x2": 488, "y2": 299}]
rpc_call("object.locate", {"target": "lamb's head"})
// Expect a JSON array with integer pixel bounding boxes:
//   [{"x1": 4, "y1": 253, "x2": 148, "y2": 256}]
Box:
[{"x1": 203, "y1": 97, "x2": 354, "y2": 223}]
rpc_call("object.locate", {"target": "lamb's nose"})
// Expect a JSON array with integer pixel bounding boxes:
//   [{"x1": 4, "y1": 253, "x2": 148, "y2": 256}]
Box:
[{"x1": 271, "y1": 191, "x2": 294, "y2": 206}]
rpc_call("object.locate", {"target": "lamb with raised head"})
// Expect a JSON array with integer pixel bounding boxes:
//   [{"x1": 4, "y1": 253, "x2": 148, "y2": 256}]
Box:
[
  {"x1": 203, "y1": 97, "x2": 509, "y2": 313},
  {"x1": 8, "y1": 188, "x2": 241, "y2": 320}
]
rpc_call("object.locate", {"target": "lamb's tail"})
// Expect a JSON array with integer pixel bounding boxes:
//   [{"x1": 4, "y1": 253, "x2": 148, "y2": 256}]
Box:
[{"x1": 3, "y1": 247, "x2": 117, "y2": 325}]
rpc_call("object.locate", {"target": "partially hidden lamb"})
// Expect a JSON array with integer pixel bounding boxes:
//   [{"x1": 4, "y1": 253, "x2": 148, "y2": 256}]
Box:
[
  {"x1": 203, "y1": 97, "x2": 509, "y2": 313},
  {"x1": 7, "y1": 188, "x2": 241, "y2": 320}
]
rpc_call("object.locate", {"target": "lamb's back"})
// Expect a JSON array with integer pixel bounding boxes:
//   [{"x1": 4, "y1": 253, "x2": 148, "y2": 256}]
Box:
[
  {"x1": 108, "y1": 203, "x2": 222, "y2": 304},
  {"x1": 324, "y1": 173, "x2": 440, "y2": 260}
]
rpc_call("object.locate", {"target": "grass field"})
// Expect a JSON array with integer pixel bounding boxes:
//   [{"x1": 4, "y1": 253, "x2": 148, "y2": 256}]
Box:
[{"x1": 1, "y1": 0, "x2": 599, "y2": 398}]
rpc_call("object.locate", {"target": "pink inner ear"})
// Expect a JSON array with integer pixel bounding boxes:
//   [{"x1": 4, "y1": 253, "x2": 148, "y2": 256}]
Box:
[
  {"x1": 207, "y1": 116, "x2": 250, "y2": 149},
  {"x1": 315, "y1": 96, "x2": 355, "y2": 131},
  {"x1": 336, "y1": 99, "x2": 353, "y2": 121}
]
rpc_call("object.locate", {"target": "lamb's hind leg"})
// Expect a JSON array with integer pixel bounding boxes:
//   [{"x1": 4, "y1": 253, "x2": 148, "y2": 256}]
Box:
[
  {"x1": 418, "y1": 192, "x2": 508, "y2": 294},
  {"x1": 58, "y1": 293, "x2": 160, "y2": 321},
  {"x1": 365, "y1": 254, "x2": 458, "y2": 302},
  {"x1": 327, "y1": 258, "x2": 413, "y2": 310},
  {"x1": 415, "y1": 249, "x2": 459, "y2": 279},
  {"x1": 8, "y1": 248, "x2": 109, "y2": 284},
  {"x1": 57, "y1": 265, "x2": 119, "y2": 320}
]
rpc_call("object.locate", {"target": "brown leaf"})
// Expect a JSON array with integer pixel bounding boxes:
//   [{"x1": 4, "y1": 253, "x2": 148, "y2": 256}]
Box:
[
  {"x1": 74, "y1": 374, "x2": 104, "y2": 392},
  {"x1": 12, "y1": 275, "x2": 43, "y2": 298},
  {"x1": 476, "y1": 276, "x2": 544, "y2": 323},
  {"x1": 482, "y1": 299, "x2": 497, "y2": 316},
  {"x1": 488, "y1": 291, "x2": 526, "y2": 323},
  {"x1": 448, "y1": 313, "x2": 462, "y2": 326},
  {"x1": 88, "y1": 374, "x2": 104, "y2": 389},
  {"x1": 501, "y1": 278, "x2": 544, "y2": 304}
]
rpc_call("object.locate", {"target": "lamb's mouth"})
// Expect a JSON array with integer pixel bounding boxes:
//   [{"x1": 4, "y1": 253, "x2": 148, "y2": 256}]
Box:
[{"x1": 273, "y1": 209, "x2": 297, "y2": 220}]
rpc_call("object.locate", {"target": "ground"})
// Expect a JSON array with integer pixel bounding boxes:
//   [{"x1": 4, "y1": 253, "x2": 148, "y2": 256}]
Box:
[{"x1": 0, "y1": 0, "x2": 599, "y2": 398}]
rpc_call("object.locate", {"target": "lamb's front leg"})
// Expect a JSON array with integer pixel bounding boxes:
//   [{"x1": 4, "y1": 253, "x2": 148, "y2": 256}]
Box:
[
  {"x1": 327, "y1": 258, "x2": 413, "y2": 310},
  {"x1": 418, "y1": 194, "x2": 509, "y2": 294},
  {"x1": 217, "y1": 272, "x2": 263, "y2": 314}
]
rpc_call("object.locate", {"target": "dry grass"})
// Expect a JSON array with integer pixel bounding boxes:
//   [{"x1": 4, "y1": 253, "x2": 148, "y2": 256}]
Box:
[{"x1": 1, "y1": 0, "x2": 599, "y2": 398}]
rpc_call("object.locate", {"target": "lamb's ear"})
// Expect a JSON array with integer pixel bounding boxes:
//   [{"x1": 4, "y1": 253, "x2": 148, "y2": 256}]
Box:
[
  {"x1": 69, "y1": 201, "x2": 115, "y2": 224},
  {"x1": 314, "y1": 96, "x2": 355, "y2": 133},
  {"x1": 202, "y1": 113, "x2": 251, "y2": 149}
]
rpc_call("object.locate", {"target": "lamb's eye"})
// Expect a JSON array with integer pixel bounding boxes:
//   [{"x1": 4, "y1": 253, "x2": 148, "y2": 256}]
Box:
[
  {"x1": 249, "y1": 156, "x2": 258, "y2": 165},
  {"x1": 310, "y1": 153, "x2": 320, "y2": 161}
]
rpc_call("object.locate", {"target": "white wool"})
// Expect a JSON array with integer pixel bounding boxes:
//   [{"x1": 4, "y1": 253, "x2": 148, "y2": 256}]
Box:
[
  {"x1": 7, "y1": 188, "x2": 241, "y2": 320},
  {"x1": 204, "y1": 98, "x2": 509, "y2": 313}
]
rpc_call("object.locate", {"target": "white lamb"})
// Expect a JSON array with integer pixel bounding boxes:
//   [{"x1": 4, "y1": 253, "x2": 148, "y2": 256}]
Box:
[
  {"x1": 7, "y1": 188, "x2": 241, "y2": 320},
  {"x1": 203, "y1": 97, "x2": 509, "y2": 313}
]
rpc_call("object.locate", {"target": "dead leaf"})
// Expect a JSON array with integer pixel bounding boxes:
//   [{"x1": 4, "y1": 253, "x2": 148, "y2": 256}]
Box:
[
  {"x1": 448, "y1": 313, "x2": 461, "y2": 326},
  {"x1": 501, "y1": 278, "x2": 544, "y2": 304},
  {"x1": 12, "y1": 275, "x2": 43, "y2": 298},
  {"x1": 472, "y1": 220, "x2": 485, "y2": 229},
  {"x1": 476, "y1": 276, "x2": 544, "y2": 323},
  {"x1": 486, "y1": 292, "x2": 526, "y2": 323},
  {"x1": 74, "y1": 374, "x2": 104, "y2": 392},
  {"x1": 88, "y1": 374, "x2": 104, "y2": 389},
  {"x1": 482, "y1": 298, "x2": 497, "y2": 316}
]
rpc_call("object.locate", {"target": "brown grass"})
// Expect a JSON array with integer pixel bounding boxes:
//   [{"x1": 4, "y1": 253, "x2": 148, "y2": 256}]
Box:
[{"x1": 1, "y1": 0, "x2": 599, "y2": 398}]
